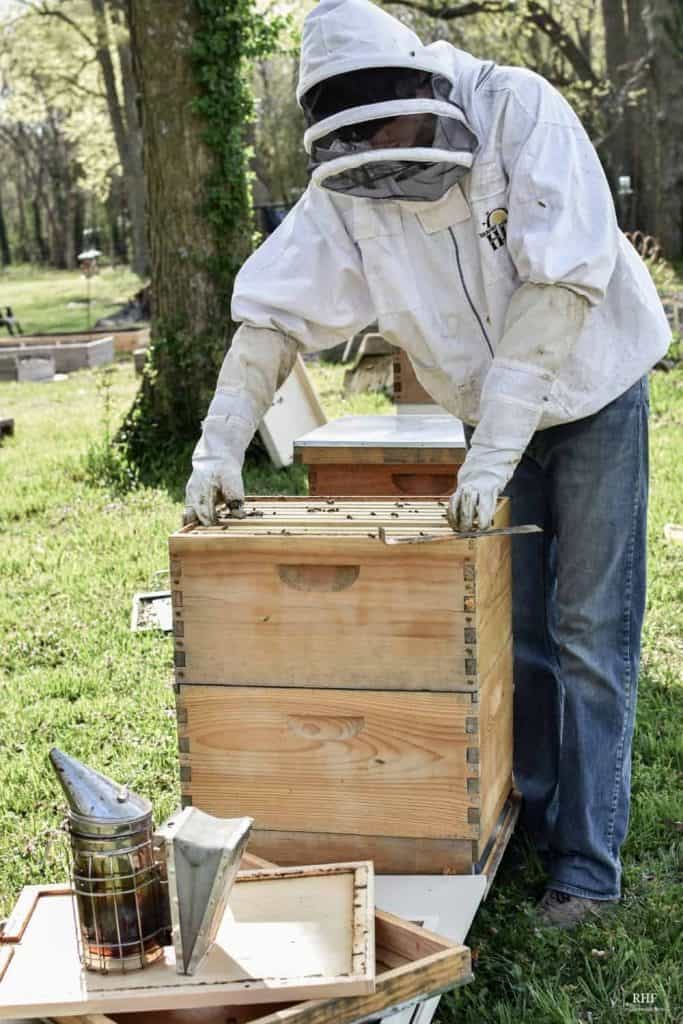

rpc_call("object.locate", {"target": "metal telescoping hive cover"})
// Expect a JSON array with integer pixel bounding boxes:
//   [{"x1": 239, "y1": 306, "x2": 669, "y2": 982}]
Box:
[{"x1": 154, "y1": 807, "x2": 253, "y2": 975}]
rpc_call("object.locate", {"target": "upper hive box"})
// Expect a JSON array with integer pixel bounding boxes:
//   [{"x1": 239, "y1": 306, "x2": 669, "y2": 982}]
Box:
[
  {"x1": 294, "y1": 414, "x2": 467, "y2": 497},
  {"x1": 169, "y1": 497, "x2": 511, "y2": 693}
]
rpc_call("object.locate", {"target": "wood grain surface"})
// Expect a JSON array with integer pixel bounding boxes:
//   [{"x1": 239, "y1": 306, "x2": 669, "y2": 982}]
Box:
[
  {"x1": 45, "y1": 856, "x2": 473, "y2": 1024},
  {"x1": 0, "y1": 865, "x2": 374, "y2": 1017},
  {"x1": 306, "y1": 464, "x2": 461, "y2": 497},
  {"x1": 177, "y1": 687, "x2": 480, "y2": 840}
]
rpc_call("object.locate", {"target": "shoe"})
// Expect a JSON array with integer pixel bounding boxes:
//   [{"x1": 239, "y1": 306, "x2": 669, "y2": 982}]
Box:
[{"x1": 536, "y1": 889, "x2": 618, "y2": 930}]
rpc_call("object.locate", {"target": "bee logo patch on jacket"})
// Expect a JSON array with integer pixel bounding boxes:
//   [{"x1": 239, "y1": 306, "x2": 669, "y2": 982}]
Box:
[{"x1": 480, "y1": 208, "x2": 508, "y2": 251}]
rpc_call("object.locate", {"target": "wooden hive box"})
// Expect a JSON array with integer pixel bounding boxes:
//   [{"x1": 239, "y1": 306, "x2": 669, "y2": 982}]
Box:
[
  {"x1": 393, "y1": 349, "x2": 438, "y2": 406},
  {"x1": 294, "y1": 414, "x2": 466, "y2": 497},
  {"x1": 169, "y1": 498, "x2": 513, "y2": 874}
]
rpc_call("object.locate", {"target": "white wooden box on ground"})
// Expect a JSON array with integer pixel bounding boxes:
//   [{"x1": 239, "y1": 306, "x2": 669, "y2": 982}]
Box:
[{"x1": 259, "y1": 356, "x2": 326, "y2": 468}]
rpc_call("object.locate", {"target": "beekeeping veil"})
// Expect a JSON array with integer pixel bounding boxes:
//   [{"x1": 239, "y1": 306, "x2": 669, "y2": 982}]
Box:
[{"x1": 298, "y1": 0, "x2": 485, "y2": 202}]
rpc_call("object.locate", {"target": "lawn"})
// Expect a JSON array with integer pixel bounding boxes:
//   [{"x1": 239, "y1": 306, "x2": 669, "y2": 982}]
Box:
[
  {"x1": 0, "y1": 263, "x2": 144, "y2": 334},
  {"x1": 0, "y1": 304, "x2": 681, "y2": 1021}
]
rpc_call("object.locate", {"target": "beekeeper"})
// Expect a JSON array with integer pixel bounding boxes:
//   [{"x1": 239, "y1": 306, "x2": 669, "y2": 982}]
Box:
[{"x1": 185, "y1": 0, "x2": 670, "y2": 928}]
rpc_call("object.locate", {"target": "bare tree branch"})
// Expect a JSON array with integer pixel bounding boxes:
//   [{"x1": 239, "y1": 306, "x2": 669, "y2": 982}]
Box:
[
  {"x1": 16, "y1": 0, "x2": 98, "y2": 49},
  {"x1": 384, "y1": 0, "x2": 599, "y2": 83},
  {"x1": 592, "y1": 52, "x2": 652, "y2": 149}
]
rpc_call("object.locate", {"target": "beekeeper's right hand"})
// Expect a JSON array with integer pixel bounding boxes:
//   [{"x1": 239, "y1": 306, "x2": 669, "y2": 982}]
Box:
[{"x1": 184, "y1": 325, "x2": 299, "y2": 526}]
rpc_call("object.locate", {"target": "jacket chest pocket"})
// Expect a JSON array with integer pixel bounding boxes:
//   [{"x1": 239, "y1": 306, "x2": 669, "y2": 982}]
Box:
[
  {"x1": 351, "y1": 204, "x2": 421, "y2": 315},
  {"x1": 467, "y1": 164, "x2": 517, "y2": 286}
]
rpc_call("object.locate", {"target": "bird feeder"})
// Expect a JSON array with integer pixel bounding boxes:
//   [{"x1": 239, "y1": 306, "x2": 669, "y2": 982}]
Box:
[{"x1": 77, "y1": 248, "x2": 102, "y2": 330}]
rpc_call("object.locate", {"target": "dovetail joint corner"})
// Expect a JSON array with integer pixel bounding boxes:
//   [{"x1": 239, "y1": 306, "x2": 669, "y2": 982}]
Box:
[
  {"x1": 466, "y1": 747, "x2": 480, "y2": 765},
  {"x1": 178, "y1": 736, "x2": 190, "y2": 754},
  {"x1": 179, "y1": 765, "x2": 192, "y2": 783}
]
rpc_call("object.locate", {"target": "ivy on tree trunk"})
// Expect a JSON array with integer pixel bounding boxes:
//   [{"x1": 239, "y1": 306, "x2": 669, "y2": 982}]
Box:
[{"x1": 118, "y1": 0, "x2": 282, "y2": 479}]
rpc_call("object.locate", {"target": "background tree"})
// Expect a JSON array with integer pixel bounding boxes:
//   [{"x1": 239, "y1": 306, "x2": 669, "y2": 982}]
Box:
[
  {"x1": 0, "y1": 0, "x2": 146, "y2": 271},
  {"x1": 116, "y1": 0, "x2": 282, "y2": 478},
  {"x1": 252, "y1": 53, "x2": 308, "y2": 207},
  {"x1": 89, "y1": 0, "x2": 148, "y2": 274},
  {"x1": 383, "y1": 0, "x2": 682, "y2": 259}
]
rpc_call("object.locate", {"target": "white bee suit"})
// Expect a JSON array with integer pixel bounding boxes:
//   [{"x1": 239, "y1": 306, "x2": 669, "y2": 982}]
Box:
[{"x1": 186, "y1": 0, "x2": 670, "y2": 526}]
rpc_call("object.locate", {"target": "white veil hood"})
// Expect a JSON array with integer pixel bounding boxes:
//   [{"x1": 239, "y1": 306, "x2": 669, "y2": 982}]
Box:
[
  {"x1": 297, "y1": 0, "x2": 455, "y2": 103},
  {"x1": 297, "y1": 0, "x2": 495, "y2": 201}
]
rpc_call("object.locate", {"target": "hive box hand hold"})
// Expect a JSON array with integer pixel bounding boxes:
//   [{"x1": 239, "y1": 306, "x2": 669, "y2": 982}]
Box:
[{"x1": 168, "y1": 497, "x2": 516, "y2": 875}]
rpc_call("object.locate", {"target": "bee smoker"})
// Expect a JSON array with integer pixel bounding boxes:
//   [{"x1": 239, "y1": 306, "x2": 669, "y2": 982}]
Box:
[
  {"x1": 49, "y1": 748, "x2": 252, "y2": 976},
  {"x1": 50, "y1": 748, "x2": 169, "y2": 972}
]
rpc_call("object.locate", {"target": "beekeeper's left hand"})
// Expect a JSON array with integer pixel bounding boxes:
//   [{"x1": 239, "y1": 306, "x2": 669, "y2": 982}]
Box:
[{"x1": 447, "y1": 443, "x2": 518, "y2": 531}]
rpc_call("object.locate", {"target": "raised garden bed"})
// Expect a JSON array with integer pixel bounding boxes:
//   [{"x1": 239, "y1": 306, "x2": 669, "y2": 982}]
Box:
[
  {"x1": 0, "y1": 325, "x2": 149, "y2": 355},
  {"x1": 0, "y1": 335, "x2": 114, "y2": 378}
]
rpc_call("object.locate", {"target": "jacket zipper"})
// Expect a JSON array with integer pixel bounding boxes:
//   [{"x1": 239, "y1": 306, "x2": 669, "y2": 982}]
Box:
[{"x1": 448, "y1": 227, "x2": 494, "y2": 359}]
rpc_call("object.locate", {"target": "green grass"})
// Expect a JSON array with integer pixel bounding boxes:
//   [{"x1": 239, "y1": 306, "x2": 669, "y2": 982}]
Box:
[
  {"x1": 0, "y1": 263, "x2": 145, "y2": 334},
  {"x1": 0, "y1": 348, "x2": 680, "y2": 1021}
]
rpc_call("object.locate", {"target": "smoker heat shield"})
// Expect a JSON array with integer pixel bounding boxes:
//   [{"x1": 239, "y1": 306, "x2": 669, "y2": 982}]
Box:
[{"x1": 154, "y1": 806, "x2": 253, "y2": 974}]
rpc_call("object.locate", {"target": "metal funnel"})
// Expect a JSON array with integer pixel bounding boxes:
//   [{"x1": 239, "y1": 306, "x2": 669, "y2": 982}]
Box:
[
  {"x1": 155, "y1": 807, "x2": 253, "y2": 974},
  {"x1": 49, "y1": 747, "x2": 151, "y2": 836}
]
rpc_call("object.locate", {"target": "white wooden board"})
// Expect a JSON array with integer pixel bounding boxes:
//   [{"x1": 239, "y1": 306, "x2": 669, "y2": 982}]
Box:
[
  {"x1": 375, "y1": 875, "x2": 486, "y2": 1024},
  {"x1": 294, "y1": 414, "x2": 466, "y2": 449},
  {"x1": 0, "y1": 865, "x2": 374, "y2": 1018},
  {"x1": 259, "y1": 356, "x2": 326, "y2": 468}
]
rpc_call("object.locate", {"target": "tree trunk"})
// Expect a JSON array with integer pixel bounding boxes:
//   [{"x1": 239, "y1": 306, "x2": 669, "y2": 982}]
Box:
[
  {"x1": 32, "y1": 197, "x2": 48, "y2": 264},
  {"x1": 129, "y1": 4, "x2": 225, "y2": 330},
  {"x1": 0, "y1": 182, "x2": 11, "y2": 265},
  {"x1": 91, "y1": 0, "x2": 148, "y2": 275},
  {"x1": 118, "y1": 0, "x2": 255, "y2": 475},
  {"x1": 117, "y1": 37, "x2": 148, "y2": 275},
  {"x1": 642, "y1": 0, "x2": 683, "y2": 259},
  {"x1": 600, "y1": 0, "x2": 631, "y2": 206},
  {"x1": 15, "y1": 185, "x2": 31, "y2": 263},
  {"x1": 106, "y1": 176, "x2": 129, "y2": 263},
  {"x1": 73, "y1": 189, "x2": 85, "y2": 260}
]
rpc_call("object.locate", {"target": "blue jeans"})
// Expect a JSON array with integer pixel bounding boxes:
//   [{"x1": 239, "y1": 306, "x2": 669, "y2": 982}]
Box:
[{"x1": 467, "y1": 376, "x2": 649, "y2": 898}]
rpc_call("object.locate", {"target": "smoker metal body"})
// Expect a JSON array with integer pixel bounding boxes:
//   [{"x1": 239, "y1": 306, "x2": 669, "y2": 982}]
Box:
[
  {"x1": 68, "y1": 808, "x2": 169, "y2": 972},
  {"x1": 50, "y1": 748, "x2": 252, "y2": 977},
  {"x1": 50, "y1": 749, "x2": 168, "y2": 973}
]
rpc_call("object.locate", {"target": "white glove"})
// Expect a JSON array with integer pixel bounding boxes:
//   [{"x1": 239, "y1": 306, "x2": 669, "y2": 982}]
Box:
[
  {"x1": 184, "y1": 325, "x2": 298, "y2": 525},
  {"x1": 185, "y1": 414, "x2": 254, "y2": 525},
  {"x1": 448, "y1": 283, "x2": 588, "y2": 532},
  {"x1": 448, "y1": 444, "x2": 519, "y2": 531}
]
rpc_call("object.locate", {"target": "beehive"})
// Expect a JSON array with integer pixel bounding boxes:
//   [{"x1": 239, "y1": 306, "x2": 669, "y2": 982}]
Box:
[
  {"x1": 169, "y1": 497, "x2": 513, "y2": 874},
  {"x1": 294, "y1": 414, "x2": 466, "y2": 497}
]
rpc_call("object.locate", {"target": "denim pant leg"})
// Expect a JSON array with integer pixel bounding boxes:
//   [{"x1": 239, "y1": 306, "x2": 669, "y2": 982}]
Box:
[
  {"x1": 503, "y1": 452, "x2": 562, "y2": 849},
  {"x1": 540, "y1": 377, "x2": 649, "y2": 899},
  {"x1": 463, "y1": 426, "x2": 563, "y2": 848}
]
